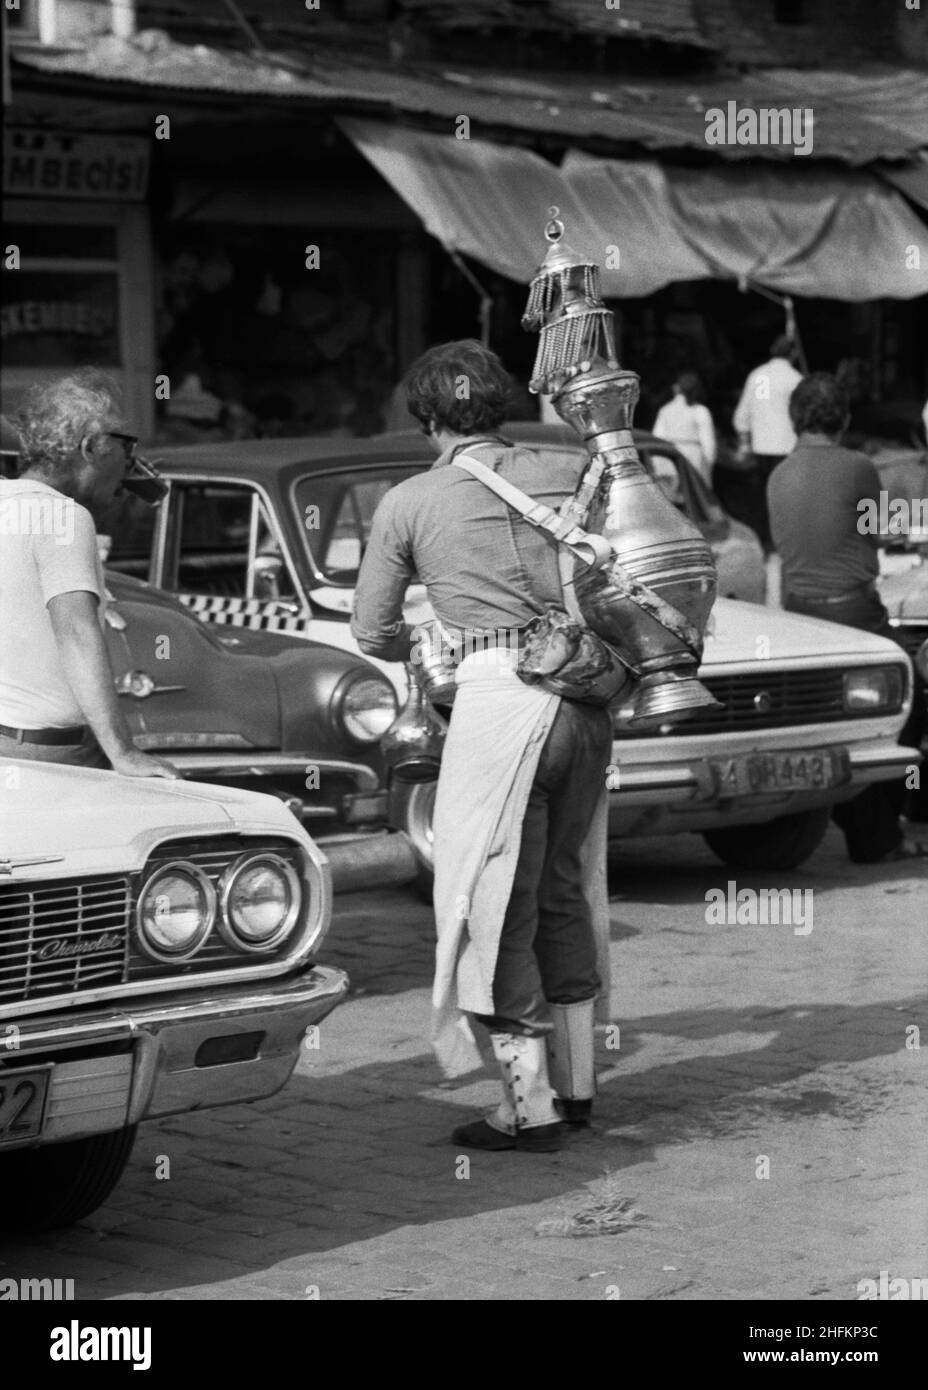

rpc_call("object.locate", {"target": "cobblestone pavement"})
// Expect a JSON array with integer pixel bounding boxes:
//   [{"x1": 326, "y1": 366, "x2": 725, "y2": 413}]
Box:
[{"x1": 2, "y1": 825, "x2": 926, "y2": 1301}]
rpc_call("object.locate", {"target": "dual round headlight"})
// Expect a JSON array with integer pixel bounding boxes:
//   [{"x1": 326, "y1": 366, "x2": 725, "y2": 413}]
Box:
[{"x1": 136, "y1": 854, "x2": 301, "y2": 962}]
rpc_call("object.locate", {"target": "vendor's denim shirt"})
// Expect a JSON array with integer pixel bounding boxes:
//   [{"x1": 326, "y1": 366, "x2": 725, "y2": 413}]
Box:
[{"x1": 351, "y1": 435, "x2": 578, "y2": 662}]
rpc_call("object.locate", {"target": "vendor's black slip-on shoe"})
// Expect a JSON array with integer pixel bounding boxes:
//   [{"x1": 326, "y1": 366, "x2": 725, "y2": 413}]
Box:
[{"x1": 451, "y1": 1119, "x2": 562, "y2": 1152}]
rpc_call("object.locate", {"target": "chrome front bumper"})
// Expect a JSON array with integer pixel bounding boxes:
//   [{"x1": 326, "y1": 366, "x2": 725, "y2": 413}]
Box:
[
  {"x1": 161, "y1": 753, "x2": 419, "y2": 889},
  {"x1": 0, "y1": 965, "x2": 349, "y2": 1149},
  {"x1": 607, "y1": 740, "x2": 922, "y2": 836}
]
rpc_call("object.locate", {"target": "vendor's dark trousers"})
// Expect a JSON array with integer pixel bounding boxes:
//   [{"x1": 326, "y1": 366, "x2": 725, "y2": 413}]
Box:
[
  {"x1": 784, "y1": 589, "x2": 923, "y2": 862},
  {"x1": 473, "y1": 699, "x2": 613, "y2": 1037}
]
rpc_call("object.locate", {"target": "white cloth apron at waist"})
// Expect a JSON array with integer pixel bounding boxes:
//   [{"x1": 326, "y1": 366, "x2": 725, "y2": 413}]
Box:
[{"x1": 430, "y1": 646, "x2": 613, "y2": 1077}]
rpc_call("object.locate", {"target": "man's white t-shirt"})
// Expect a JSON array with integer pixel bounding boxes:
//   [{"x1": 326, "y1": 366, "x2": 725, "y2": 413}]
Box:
[
  {"x1": 733, "y1": 356, "x2": 803, "y2": 456},
  {"x1": 0, "y1": 479, "x2": 105, "y2": 729}
]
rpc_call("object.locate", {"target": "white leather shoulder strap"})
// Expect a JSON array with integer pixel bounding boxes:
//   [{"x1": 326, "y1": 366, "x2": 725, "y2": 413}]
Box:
[{"x1": 451, "y1": 452, "x2": 612, "y2": 572}]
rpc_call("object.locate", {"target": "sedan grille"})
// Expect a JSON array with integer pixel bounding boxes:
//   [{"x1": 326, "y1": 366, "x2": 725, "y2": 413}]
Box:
[
  {"x1": 616, "y1": 668, "x2": 855, "y2": 738},
  {"x1": 0, "y1": 876, "x2": 130, "y2": 1004}
]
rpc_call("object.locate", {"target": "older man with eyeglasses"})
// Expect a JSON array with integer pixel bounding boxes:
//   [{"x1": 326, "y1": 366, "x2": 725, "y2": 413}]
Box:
[{"x1": 0, "y1": 369, "x2": 176, "y2": 777}]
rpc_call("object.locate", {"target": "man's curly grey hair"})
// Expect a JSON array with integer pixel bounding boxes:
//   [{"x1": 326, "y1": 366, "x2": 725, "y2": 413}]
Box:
[{"x1": 14, "y1": 369, "x2": 123, "y2": 471}]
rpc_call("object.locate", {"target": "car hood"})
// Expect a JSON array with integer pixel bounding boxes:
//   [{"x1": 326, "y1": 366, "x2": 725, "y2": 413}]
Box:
[
  {"x1": 0, "y1": 760, "x2": 298, "y2": 879},
  {"x1": 704, "y1": 598, "x2": 906, "y2": 668}
]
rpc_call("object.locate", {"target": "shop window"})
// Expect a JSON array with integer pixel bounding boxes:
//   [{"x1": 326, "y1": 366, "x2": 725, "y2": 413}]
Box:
[
  {"x1": 2, "y1": 271, "x2": 121, "y2": 367},
  {"x1": 2, "y1": 219, "x2": 123, "y2": 369},
  {"x1": 4, "y1": 224, "x2": 119, "y2": 259}
]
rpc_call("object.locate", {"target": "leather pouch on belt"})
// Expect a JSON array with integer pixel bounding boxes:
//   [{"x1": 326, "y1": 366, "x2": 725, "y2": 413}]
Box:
[{"x1": 516, "y1": 609, "x2": 630, "y2": 707}]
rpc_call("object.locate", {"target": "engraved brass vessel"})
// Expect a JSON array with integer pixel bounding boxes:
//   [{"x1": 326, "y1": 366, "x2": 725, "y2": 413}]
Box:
[{"x1": 523, "y1": 211, "x2": 720, "y2": 726}]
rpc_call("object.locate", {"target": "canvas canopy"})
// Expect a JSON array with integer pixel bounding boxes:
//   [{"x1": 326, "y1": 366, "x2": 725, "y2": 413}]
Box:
[{"x1": 342, "y1": 118, "x2": 927, "y2": 302}]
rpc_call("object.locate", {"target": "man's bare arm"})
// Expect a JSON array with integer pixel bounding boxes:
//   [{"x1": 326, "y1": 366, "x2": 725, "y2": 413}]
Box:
[{"x1": 47, "y1": 590, "x2": 178, "y2": 779}]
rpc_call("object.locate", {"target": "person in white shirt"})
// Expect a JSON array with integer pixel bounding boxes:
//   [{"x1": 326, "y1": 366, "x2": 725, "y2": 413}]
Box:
[
  {"x1": 652, "y1": 372, "x2": 717, "y2": 485},
  {"x1": 732, "y1": 334, "x2": 803, "y2": 551},
  {"x1": 0, "y1": 370, "x2": 177, "y2": 777}
]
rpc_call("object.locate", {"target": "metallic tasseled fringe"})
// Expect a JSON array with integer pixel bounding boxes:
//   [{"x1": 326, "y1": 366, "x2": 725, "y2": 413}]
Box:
[
  {"x1": 521, "y1": 263, "x2": 601, "y2": 330},
  {"x1": 528, "y1": 309, "x2": 618, "y2": 393},
  {"x1": 522, "y1": 270, "x2": 559, "y2": 328}
]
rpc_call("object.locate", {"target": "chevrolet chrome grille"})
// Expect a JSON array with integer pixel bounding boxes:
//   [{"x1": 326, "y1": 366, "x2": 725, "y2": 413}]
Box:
[{"x1": 0, "y1": 876, "x2": 130, "y2": 1004}]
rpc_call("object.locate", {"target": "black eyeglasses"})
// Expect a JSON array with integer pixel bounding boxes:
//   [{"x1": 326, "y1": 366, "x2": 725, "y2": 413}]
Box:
[{"x1": 106, "y1": 431, "x2": 139, "y2": 459}]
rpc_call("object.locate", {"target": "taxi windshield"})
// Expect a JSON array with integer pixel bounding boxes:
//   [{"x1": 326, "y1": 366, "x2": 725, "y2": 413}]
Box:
[{"x1": 294, "y1": 465, "x2": 421, "y2": 584}]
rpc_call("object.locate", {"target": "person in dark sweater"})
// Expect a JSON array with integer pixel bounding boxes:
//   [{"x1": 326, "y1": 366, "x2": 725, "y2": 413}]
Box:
[{"x1": 767, "y1": 372, "x2": 925, "y2": 863}]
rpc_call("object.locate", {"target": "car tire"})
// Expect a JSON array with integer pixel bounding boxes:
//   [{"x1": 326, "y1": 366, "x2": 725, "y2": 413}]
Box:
[
  {"x1": 702, "y1": 807, "x2": 831, "y2": 871},
  {"x1": 0, "y1": 1125, "x2": 138, "y2": 1231},
  {"x1": 392, "y1": 779, "x2": 436, "y2": 902}
]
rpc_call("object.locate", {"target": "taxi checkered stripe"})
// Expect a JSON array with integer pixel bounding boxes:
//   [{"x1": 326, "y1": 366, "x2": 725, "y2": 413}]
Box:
[{"x1": 179, "y1": 592, "x2": 308, "y2": 633}]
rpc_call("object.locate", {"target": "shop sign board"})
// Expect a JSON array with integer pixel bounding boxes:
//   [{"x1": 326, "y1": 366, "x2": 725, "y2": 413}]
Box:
[
  {"x1": 3, "y1": 129, "x2": 149, "y2": 201},
  {"x1": 1, "y1": 271, "x2": 121, "y2": 366}
]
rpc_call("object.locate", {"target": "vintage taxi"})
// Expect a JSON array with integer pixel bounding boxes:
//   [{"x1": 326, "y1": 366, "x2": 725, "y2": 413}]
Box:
[
  {"x1": 101, "y1": 571, "x2": 417, "y2": 892},
  {"x1": 111, "y1": 431, "x2": 919, "y2": 875},
  {"x1": 0, "y1": 760, "x2": 348, "y2": 1230}
]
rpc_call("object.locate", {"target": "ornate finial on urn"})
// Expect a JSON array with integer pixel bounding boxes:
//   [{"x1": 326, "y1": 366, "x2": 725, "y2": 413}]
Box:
[{"x1": 522, "y1": 208, "x2": 619, "y2": 396}]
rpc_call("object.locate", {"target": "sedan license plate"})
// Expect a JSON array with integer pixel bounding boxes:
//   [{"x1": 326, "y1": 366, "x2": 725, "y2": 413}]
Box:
[
  {"x1": 712, "y1": 748, "x2": 842, "y2": 797},
  {"x1": 0, "y1": 1064, "x2": 52, "y2": 1146}
]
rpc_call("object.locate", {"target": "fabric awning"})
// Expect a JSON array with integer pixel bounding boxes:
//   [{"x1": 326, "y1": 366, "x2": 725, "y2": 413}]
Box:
[
  {"x1": 343, "y1": 119, "x2": 928, "y2": 301},
  {"x1": 877, "y1": 156, "x2": 928, "y2": 215}
]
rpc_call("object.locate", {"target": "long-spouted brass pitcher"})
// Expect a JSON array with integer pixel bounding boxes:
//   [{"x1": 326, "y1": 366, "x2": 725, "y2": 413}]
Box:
[{"x1": 523, "y1": 210, "x2": 720, "y2": 726}]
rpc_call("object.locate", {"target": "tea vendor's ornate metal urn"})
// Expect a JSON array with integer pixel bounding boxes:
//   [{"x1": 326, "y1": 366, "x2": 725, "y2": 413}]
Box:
[{"x1": 522, "y1": 210, "x2": 720, "y2": 725}]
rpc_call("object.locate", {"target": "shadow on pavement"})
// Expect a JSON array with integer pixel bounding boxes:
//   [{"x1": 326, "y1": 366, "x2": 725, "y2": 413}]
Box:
[{"x1": 4, "y1": 993, "x2": 922, "y2": 1296}]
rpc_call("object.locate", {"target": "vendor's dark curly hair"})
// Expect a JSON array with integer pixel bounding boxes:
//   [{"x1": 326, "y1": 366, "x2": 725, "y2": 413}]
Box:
[
  {"x1": 404, "y1": 339, "x2": 512, "y2": 435},
  {"x1": 788, "y1": 372, "x2": 849, "y2": 437}
]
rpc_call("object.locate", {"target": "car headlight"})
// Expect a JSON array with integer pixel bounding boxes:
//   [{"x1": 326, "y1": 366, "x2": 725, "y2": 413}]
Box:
[
  {"x1": 218, "y1": 853, "x2": 301, "y2": 952},
  {"x1": 136, "y1": 862, "x2": 215, "y2": 962},
  {"x1": 915, "y1": 640, "x2": 928, "y2": 685},
  {"x1": 842, "y1": 665, "x2": 906, "y2": 713},
  {"x1": 337, "y1": 674, "x2": 398, "y2": 743}
]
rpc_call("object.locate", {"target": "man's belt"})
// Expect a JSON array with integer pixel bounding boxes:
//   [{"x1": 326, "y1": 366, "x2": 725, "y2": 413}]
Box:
[
  {"x1": 0, "y1": 722, "x2": 88, "y2": 746},
  {"x1": 789, "y1": 582, "x2": 877, "y2": 606}
]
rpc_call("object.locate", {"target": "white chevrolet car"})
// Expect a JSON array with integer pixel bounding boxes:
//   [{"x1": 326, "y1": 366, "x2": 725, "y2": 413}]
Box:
[{"x1": 0, "y1": 761, "x2": 347, "y2": 1230}]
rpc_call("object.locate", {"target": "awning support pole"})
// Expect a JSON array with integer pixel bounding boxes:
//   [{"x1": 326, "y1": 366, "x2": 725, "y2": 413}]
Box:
[{"x1": 447, "y1": 249, "x2": 493, "y2": 347}]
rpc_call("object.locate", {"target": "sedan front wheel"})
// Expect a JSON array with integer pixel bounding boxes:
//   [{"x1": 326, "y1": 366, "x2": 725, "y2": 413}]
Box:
[
  {"x1": 0, "y1": 1125, "x2": 138, "y2": 1231},
  {"x1": 703, "y1": 807, "x2": 831, "y2": 872}
]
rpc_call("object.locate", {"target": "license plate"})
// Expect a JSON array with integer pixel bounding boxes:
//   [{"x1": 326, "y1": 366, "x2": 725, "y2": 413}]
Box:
[
  {"x1": 0, "y1": 1065, "x2": 52, "y2": 1146},
  {"x1": 712, "y1": 748, "x2": 843, "y2": 797}
]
